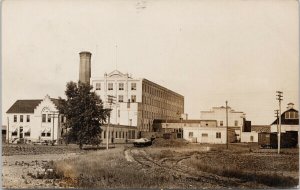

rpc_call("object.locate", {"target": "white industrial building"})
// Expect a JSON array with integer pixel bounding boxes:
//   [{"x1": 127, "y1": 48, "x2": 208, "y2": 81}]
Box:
[
  {"x1": 200, "y1": 106, "x2": 246, "y2": 142},
  {"x1": 90, "y1": 70, "x2": 184, "y2": 132},
  {"x1": 77, "y1": 51, "x2": 185, "y2": 133},
  {"x1": 158, "y1": 119, "x2": 229, "y2": 144}
]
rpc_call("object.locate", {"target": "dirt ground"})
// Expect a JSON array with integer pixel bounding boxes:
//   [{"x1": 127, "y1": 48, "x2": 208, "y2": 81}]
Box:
[{"x1": 2, "y1": 142, "x2": 299, "y2": 189}]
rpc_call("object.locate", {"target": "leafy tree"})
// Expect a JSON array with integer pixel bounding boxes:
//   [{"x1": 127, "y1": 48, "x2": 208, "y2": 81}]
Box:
[{"x1": 58, "y1": 81, "x2": 109, "y2": 149}]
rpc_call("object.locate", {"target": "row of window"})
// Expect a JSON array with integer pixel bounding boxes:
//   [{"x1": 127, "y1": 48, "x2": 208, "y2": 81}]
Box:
[
  {"x1": 95, "y1": 82, "x2": 137, "y2": 91},
  {"x1": 285, "y1": 111, "x2": 298, "y2": 119},
  {"x1": 12, "y1": 131, "x2": 30, "y2": 136},
  {"x1": 117, "y1": 95, "x2": 136, "y2": 103},
  {"x1": 12, "y1": 131, "x2": 51, "y2": 137},
  {"x1": 142, "y1": 96, "x2": 183, "y2": 113},
  {"x1": 188, "y1": 132, "x2": 222, "y2": 138},
  {"x1": 42, "y1": 114, "x2": 52, "y2": 123},
  {"x1": 13, "y1": 115, "x2": 30, "y2": 123},
  {"x1": 14, "y1": 114, "x2": 65, "y2": 123},
  {"x1": 219, "y1": 120, "x2": 238, "y2": 126},
  {"x1": 143, "y1": 83, "x2": 183, "y2": 104},
  {"x1": 102, "y1": 130, "x2": 136, "y2": 139}
]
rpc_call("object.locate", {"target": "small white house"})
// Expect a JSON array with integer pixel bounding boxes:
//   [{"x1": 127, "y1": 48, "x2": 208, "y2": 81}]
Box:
[
  {"x1": 183, "y1": 126, "x2": 227, "y2": 144},
  {"x1": 6, "y1": 95, "x2": 64, "y2": 143}
]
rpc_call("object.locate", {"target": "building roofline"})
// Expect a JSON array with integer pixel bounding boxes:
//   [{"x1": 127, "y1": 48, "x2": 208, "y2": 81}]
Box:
[{"x1": 142, "y1": 78, "x2": 184, "y2": 98}]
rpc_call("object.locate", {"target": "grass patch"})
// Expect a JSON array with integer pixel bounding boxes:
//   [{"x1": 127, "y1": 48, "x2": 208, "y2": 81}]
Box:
[
  {"x1": 188, "y1": 157, "x2": 298, "y2": 188},
  {"x1": 52, "y1": 148, "x2": 177, "y2": 188}
]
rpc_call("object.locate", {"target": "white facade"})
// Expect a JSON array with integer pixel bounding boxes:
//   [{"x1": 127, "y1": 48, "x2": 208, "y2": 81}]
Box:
[
  {"x1": 241, "y1": 132, "x2": 258, "y2": 143},
  {"x1": 200, "y1": 106, "x2": 246, "y2": 141},
  {"x1": 270, "y1": 125, "x2": 299, "y2": 133},
  {"x1": 183, "y1": 126, "x2": 226, "y2": 144},
  {"x1": 91, "y1": 70, "x2": 142, "y2": 128},
  {"x1": 6, "y1": 95, "x2": 62, "y2": 143},
  {"x1": 91, "y1": 70, "x2": 184, "y2": 132}
]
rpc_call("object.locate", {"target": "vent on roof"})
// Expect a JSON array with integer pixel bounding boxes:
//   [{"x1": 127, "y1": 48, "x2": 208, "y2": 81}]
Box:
[{"x1": 287, "y1": 103, "x2": 294, "y2": 109}]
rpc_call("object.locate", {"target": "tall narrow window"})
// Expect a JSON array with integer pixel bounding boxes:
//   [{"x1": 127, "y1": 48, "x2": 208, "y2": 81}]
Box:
[
  {"x1": 118, "y1": 95, "x2": 124, "y2": 102},
  {"x1": 95, "y1": 83, "x2": 101, "y2": 90},
  {"x1": 131, "y1": 95, "x2": 136, "y2": 103},
  {"x1": 234, "y1": 120, "x2": 238, "y2": 126},
  {"x1": 119, "y1": 83, "x2": 124, "y2": 90},
  {"x1": 42, "y1": 114, "x2": 46, "y2": 123},
  {"x1": 14, "y1": 115, "x2": 17, "y2": 122},
  {"x1": 131, "y1": 83, "x2": 136, "y2": 90},
  {"x1": 216, "y1": 132, "x2": 221, "y2": 138},
  {"x1": 48, "y1": 114, "x2": 51, "y2": 122},
  {"x1": 220, "y1": 121, "x2": 223, "y2": 126},
  {"x1": 20, "y1": 115, "x2": 23, "y2": 122},
  {"x1": 108, "y1": 83, "x2": 113, "y2": 90},
  {"x1": 118, "y1": 110, "x2": 120, "y2": 117},
  {"x1": 189, "y1": 132, "x2": 193, "y2": 138},
  {"x1": 26, "y1": 115, "x2": 30, "y2": 122},
  {"x1": 127, "y1": 99, "x2": 130, "y2": 108}
]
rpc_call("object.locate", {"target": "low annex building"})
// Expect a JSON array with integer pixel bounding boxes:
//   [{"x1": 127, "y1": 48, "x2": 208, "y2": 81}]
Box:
[
  {"x1": 241, "y1": 125, "x2": 270, "y2": 143},
  {"x1": 156, "y1": 119, "x2": 233, "y2": 144},
  {"x1": 6, "y1": 95, "x2": 63, "y2": 143}
]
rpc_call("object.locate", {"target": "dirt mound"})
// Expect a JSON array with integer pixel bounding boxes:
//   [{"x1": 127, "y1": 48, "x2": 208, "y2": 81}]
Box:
[{"x1": 151, "y1": 138, "x2": 189, "y2": 147}]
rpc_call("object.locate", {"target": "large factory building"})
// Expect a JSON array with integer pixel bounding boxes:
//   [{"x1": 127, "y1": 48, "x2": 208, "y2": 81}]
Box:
[{"x1": 79, "y1": 51, "x2": 184, "y2": 132}]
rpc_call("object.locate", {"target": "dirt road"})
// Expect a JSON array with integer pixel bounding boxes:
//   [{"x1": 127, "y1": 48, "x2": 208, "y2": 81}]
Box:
[{"x1": 125, "y1": 147, "x2": 268, "y2": 189}]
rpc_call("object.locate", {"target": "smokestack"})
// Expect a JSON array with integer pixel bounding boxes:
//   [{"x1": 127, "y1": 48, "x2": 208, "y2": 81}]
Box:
[{"x1": 79, "y1": 51, "x2": 92, "y2": 84}]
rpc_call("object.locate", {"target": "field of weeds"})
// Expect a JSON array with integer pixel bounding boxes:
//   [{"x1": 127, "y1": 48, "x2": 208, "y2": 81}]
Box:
[
  {"x1": 2, "y1": 144, "x2": 83, "y2": 156},
  {"x1": 146, "y1": 144, "x2": 299, "y2": 188},
  {"x1": 3, "y1": 142, "x2": 299, "y2": 189},
  {"x1": 53, "y1": 147, "x2": 189, "y2": 188}
]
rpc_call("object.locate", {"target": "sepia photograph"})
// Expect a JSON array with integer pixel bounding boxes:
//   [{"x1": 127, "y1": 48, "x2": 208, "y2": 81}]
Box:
[{"x1": 1, "y1": 0, "x2": 299, "y2": 189}]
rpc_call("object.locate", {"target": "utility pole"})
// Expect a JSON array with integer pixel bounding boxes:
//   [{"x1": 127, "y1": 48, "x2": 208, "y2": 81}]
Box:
[
  {"x1": 106, "y1": 95, "x2": 116, "y2": 150},
  {"x1": 274, "y1": 109, "x2": 279, "y2": 137},
  {"x1": 7, "y1": 117, "x2": 9, "y2": 144},
  {"x1": 226, "y1": 100, "x2": 228, "y2": 149},
  {"x1": 276, "y1": 91, "x2": 283, "y2": 154},
  {"x1": 49, "y1": 111, "x2": 59, "y2": 146}
]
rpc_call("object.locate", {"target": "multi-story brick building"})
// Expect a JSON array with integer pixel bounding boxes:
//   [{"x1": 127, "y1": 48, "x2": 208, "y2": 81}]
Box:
[{"x1": 90, "y1": 70, "x2": 184, "y2": 132}]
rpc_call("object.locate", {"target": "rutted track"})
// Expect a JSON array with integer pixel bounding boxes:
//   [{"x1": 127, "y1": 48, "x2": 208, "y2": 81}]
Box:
[{"x1": 125, "y1": 148, "x2": 252, "y2": 188}]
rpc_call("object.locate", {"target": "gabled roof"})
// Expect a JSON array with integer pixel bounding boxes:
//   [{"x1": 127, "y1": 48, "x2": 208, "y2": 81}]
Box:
[
  {"x1": 6, "y1": 100, "x2": 42, "y2": 113},
  {"x1": 107, "y1": 70, "x2": 129, "y2": 78},
  {"x1": 6, "y1": 98, "x2": 60, "y2": 114},
  {"x1": 271, "y1": 108, "x2": 299, "y2": 125}
]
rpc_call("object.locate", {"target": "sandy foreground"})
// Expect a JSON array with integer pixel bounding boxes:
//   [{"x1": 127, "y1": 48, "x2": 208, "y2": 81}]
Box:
[{"x1": 2, "y1": 152, "x2": 80, "y2": 188}]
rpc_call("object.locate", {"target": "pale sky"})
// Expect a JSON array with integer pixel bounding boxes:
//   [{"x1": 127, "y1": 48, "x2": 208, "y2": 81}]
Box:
[{"x1": 2, "y1": 0, "x2": 299, "y2": 125}]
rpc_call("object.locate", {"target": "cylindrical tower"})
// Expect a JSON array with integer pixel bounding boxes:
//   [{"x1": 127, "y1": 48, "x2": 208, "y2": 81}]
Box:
[{"x1": 79, "y1": 51, "x2": 92, "y2": 84}]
